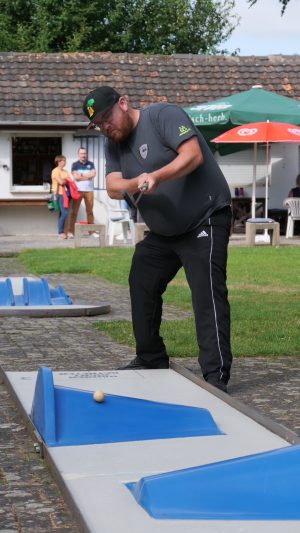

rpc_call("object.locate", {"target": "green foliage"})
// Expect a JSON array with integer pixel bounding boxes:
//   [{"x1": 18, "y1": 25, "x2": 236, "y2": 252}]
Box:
[
  {"x1": 0, "y1": 0, "x2": 238, "y2": 54},
  {"x1": 248, "y1": 0, "x2": 290, "y2": 15},
  {"x1": 18, "y1": 246, "x2": 300, "y2": 357}
]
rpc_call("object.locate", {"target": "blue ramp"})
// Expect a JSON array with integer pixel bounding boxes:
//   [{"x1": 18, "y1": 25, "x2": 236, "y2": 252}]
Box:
[
  {"x1": 31, "y1": 367, "x2": 223, "y2": 447},
  {"x1": 127, "y1": 444, "x2": 300, "y2": 520}
]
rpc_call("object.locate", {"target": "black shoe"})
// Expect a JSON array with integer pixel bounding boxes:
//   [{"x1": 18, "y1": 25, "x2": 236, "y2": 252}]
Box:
[
  {"x1": 118, "y1": 356, "x2": 169, "y2": 370},
  {"x1": 206, "y1": 378, "x2": 228, "y2": 394}
]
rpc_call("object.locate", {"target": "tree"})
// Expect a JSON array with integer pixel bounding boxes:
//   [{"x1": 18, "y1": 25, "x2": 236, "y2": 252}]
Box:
[
  {"x1": 0, "y1": 0, "x2": 239, "y2": 54},
  {"x1": 248, "y1": 0, "x2": 290, "y2": 15}
]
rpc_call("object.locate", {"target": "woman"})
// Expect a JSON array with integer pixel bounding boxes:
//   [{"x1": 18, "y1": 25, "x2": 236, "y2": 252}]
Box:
[{"x1": 51, "y1": 155, "x2": 72, "y2": 239}]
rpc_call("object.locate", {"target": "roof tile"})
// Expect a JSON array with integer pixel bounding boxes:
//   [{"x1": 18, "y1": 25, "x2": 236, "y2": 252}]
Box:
[{"x1": 1, "y1": 51, "x2": 300, "y2": 124}]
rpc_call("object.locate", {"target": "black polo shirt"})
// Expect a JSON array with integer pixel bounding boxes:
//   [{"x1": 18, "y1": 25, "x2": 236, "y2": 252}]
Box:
[{"x1": 105, "y1": 103, "x2": 231, "y2": 236}]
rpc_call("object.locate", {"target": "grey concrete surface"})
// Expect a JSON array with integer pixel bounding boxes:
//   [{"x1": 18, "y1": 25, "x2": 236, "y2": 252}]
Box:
[
  {"x1": 0, "y1": 239, "x2": 299, "y2": 532},
  {"x1": 0, "y1": 231, "x2": 299, "y2": 253}
]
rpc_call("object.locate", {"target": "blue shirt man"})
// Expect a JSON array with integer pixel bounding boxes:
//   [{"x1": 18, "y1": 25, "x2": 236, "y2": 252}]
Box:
[{"x1": 67, "y1": 147, "x2": 96, "y2": 236}]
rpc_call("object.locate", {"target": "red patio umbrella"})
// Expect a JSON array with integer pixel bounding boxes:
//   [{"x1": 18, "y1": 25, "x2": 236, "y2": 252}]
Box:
[{"x1": 212, "y1": 121, "x2": 300, "y2": 218}]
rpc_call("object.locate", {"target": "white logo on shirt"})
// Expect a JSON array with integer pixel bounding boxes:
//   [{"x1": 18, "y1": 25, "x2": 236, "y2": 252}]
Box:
[
  {"x1": 197, "y1": 230, "x2": 208, "y2": 238},
  {"x1": 139, "y1": 144, "x2": 148, "y2": 159}
]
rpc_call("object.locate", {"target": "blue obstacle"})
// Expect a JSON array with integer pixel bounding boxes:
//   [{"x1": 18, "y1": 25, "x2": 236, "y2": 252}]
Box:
[
  {"x1": 31, "y1": 367, "x2": 56, "y2": 444},
  {"x1": 30, "y1": 367, "x2": 223, "y2": 447},
  {"x1": 127, "y1": 444, "x2": 300, "y2": 520},
  {"x1": 0, "y1": 277, "x2": 72, "y2": 306},
  {"x1": 0, "y1": 278, "x2": 15, "y2": 306},
  {"x1": 49, "y1": 285, "x2": 72, "y2": 305},
  {"x1": 23, "y1": 277, "x2": 52, "y2": 305}
]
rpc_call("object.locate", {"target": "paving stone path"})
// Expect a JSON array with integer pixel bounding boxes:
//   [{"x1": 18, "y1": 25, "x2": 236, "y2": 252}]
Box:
[{"x1": 0, "y1": 257, "x2": 299, "y2": 532}]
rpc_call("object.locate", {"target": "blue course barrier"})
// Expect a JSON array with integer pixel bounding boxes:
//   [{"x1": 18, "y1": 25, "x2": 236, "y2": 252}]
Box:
[
  {"x1": 31, "y1": 367, "x2": 56, "y2": 444},
  {"x1": 23, "y1": 277, "x2": 52, "y2": 305},
  {"x1": 0, "y1": 278, "x2": 15, "y2": 306},
  {"x1": 49, "y1": 285, "x2": 72, "y2": 305},
  {"x1": 127, "y1": 444, "x2": 300, "y2": 520},
  {"x1": 31, "y1": 367, "x2": 223, "y2": 447},
  {"x1": 0, "y1": 278, "x2": 72, "y2": 306}
]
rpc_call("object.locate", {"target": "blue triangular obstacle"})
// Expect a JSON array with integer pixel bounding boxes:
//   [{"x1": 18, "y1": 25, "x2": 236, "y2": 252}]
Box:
[
  {"x1": 127, "y1": 444, "x2": 300, "y2": 520},
  {"x1": 31, "y1": 367, "x2": 56, "y2": 444},
  {"x1": 30, "y1": 367, "x2": 223, "y2": 447}
]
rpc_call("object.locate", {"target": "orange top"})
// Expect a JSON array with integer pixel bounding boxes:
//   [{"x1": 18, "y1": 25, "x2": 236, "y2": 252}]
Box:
[{"x1": 51, "y1": 167, "x2": 71, "y2": 195}]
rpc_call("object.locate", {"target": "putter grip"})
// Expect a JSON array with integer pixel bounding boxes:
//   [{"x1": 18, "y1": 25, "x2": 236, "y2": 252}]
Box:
[{"x1": 140, "y1": 181, "x2": 148, "y2": 191}]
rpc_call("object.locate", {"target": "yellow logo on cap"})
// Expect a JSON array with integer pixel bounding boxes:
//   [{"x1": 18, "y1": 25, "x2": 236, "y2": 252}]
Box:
[{"x1": 86, "y1": 98, "x2": 95, "y2": 118}]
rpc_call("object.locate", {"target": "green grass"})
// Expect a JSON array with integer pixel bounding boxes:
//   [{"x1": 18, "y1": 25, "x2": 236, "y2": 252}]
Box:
[
  {"x1": 18, "y1": 246, "x2": 300, "y2": 358},
  {"x1": 18, "y1": 247, "x2": 133, "y2": 285}
]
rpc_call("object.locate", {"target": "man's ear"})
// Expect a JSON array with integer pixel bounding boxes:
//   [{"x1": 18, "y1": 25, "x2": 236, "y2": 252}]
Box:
[{"x1": 118, "y1": 95, "x2": 129, "y2": 111}]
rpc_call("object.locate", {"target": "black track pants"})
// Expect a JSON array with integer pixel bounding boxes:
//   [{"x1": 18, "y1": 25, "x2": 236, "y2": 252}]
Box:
[{"x1": 129, "y1": 215, "x2": 232, "y2": 382}]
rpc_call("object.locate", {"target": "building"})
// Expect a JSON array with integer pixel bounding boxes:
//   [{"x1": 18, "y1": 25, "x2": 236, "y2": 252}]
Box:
[{"x1": 1, "y1": 51, "x2": 300, "y2": 234}]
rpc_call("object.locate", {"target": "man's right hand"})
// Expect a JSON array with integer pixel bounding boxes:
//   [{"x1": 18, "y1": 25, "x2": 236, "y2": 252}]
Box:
[{"x1": 136, "y1": 173, "x2": 159, "y2": 194}]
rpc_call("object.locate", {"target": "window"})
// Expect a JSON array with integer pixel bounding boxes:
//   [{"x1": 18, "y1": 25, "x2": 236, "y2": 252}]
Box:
[{"x1": 12, "y1": 137, "x2": 61, "y2": 186}]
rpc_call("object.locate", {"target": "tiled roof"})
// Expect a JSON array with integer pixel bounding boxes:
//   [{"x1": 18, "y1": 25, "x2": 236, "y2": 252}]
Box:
[{"x1": 1, "y1": 51, "x2": 300, "y2": 126}]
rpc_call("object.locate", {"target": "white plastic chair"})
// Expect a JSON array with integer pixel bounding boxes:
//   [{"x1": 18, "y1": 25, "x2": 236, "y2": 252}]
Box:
[
  {"x1": 283, "y1": 198, "x2": 300, "y2": 238},
  {"x1": 106, "y1": 197, "x2": 135, "y2": 246}
]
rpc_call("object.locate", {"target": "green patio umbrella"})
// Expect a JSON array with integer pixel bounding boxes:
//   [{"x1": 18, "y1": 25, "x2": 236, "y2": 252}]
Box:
[{"x1": 184, "y1": 86, "x2": 300, "y2": 153}]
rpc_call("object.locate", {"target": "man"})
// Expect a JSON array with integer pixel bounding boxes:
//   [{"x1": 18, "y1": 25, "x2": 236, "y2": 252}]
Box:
[
  {"x1": 82, "y1": 86, "x2": 232, "y2": 393},
  {"x1": 68, "y1": 147, "x2": 96, "y2": 237}
]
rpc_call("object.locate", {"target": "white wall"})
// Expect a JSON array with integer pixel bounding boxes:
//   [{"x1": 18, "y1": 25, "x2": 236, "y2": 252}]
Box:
[
  {"x1": 0, "y1": 206, "x2": 57, "y2": 235},
  {"x1": 269, "y1": 144, "x2": 299, "y2": 208}
]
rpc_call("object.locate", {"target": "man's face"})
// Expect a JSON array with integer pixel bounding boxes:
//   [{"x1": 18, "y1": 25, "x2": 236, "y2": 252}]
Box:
[
  {"x1": 78, "y1": 149, "x2": 87, "y2": 163},
  {"x1": 92, "y1": 102, "x2": 134, "y2": 143}
]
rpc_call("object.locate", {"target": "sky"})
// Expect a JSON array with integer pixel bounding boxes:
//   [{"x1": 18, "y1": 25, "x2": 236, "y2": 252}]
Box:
[{"x1": 225, "y1": 0, "x2": 299, "y2": 56}]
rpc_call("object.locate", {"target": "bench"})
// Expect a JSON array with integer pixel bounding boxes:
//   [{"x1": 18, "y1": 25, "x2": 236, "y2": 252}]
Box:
[
  {"x1": 74, "y1": 223, "x2": 106, "y2": 248},
  {"x1": 245, "y1": 221, "x2": 280, "y2": 246},
  {"x1": 0, "y1": 199, "x2": 48, "y2": 206}
]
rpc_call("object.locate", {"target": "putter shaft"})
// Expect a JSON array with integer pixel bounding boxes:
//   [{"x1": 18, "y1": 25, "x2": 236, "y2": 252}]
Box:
[{"x1": 122, "y1": 181, "x2": 148, "y2": 209}]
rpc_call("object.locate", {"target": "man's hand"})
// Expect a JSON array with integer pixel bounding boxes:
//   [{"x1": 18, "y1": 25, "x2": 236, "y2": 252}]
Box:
[{"x1": 137, "y1": 173, "x2": 159, "y2": 194}]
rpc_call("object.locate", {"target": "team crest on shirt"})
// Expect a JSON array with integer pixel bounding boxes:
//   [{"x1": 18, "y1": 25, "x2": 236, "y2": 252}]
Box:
[{"x1": 139, "y1": 144, "x2": 148, "y2": 159}]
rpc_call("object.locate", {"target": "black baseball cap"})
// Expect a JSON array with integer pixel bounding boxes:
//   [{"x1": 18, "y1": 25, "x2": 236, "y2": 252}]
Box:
[{"x1": 82, "y1": 86, "x2": 121, "y2": 128}]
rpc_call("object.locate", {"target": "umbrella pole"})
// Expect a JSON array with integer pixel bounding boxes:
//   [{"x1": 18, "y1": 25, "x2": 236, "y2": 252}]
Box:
[
  {"x1": 261, "y1": 141, "x2": 271, "y2": 243},
  {"x1": 265, "y1": 142, "x2": 270, "y2": 218},
  {"x1": 251, "y1": 144, "x2": 257, "y2": 218}
]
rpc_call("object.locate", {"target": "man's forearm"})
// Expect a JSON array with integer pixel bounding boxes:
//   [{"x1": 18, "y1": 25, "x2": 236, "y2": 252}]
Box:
[
  {"x1": 72, "y1": 172, "x2": 95, "y2": 181},
  {"x1": 106, "y1": 174, "x2": 141, "y2": 198}
]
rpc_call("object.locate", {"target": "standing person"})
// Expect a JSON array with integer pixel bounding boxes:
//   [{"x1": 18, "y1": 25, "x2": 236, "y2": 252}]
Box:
[
  {"x1": 82, "y1": 86, "x2": 232, "y2": 393},
  {"x1": 287, "y1": 174, "x2": 300, "y2": 234},
  {"x1": 68, "y1": 147, "x2": 96, "y2": 237},
  {"x1": 51, "y1": 155, "x2": 72, "y2": 240}
]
